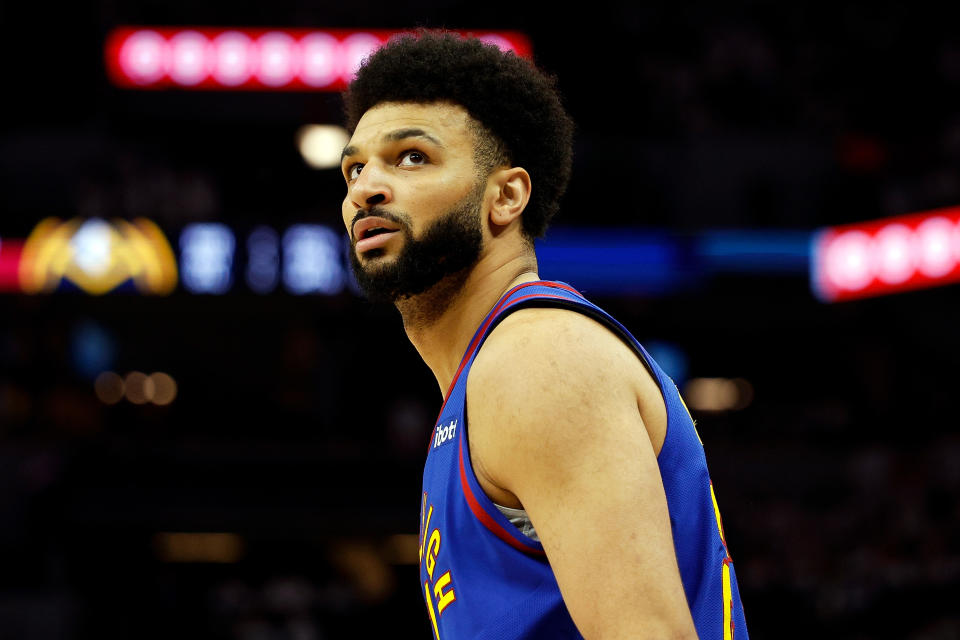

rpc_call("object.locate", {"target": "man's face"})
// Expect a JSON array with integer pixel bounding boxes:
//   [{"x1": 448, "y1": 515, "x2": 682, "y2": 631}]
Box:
[{"x1": 340, "y1": 102, "x2": 487, "y2": 303}]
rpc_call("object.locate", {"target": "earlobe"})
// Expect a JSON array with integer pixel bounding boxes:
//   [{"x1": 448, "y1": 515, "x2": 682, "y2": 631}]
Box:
[{"x1": 489, "y1": 167, "x2": 532, "y2": 228}]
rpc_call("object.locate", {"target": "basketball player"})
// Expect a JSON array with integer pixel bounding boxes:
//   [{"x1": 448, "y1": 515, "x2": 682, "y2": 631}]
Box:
[{"x1": 340, "y1": 31, "x2": 748, "y2": 639}]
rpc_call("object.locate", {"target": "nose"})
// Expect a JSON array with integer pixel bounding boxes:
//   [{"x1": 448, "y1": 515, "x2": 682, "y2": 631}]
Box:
[{"x1": 350, "y1": 162, "x2": 392, "y2": 209}]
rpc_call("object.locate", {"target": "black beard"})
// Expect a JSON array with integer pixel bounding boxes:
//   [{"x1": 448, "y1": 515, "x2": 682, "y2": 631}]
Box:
[{"x1": 348, "y1": 184, "x2": 484, "y2": 305}]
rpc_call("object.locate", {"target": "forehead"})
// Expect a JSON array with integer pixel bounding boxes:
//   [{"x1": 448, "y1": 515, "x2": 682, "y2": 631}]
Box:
[{"x1": 349, "y1": 101, "x2": 475, "y2": 148}]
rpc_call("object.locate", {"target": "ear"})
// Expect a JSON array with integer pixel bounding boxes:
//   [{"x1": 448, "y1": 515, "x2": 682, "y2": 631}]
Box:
[{"x1": 488, "y1": 167, "x2": 532, "y2": 228}]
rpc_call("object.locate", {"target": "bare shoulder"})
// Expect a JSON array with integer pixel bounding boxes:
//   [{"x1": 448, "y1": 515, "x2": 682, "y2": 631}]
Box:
[
  {"x1": 466, "y1": 307, "x2": 693, "y2": 637},
  {"x1": 470, "y1": 306, "x2": 643, "y2": 395},
  {"x1": 466, "y1": 306, "x2": 668, "y2": 500}
]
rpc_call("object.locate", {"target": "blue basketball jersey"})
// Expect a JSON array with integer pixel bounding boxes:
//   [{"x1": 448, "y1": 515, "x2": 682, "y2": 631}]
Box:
[{"x1": 419, "y1": 280, "x2": 748, "y2": 640}]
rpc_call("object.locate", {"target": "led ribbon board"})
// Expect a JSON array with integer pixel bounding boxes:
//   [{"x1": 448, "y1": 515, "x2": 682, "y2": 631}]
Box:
[
  {"x1": 812, "y1": 205, "x2": 960, "y2": 302},
  {"x1": 105, "y1": 27, "x2": 532, "y2": 91}
]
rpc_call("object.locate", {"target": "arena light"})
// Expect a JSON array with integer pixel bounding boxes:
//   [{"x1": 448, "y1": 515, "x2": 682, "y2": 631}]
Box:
[
  {"x1": 384, "y1": 534, "x2": 420, "y2": 565},
  {"x1": 296, "y1": 124, "x2": 350, "y2": 169},
  {"x1": 19, "y1": 217, "x2": 178, "y2": 295},
  {"x1": 697, "y1": 230, "x2": 811, "y2": 273},
  {"x1": 282, "y1": 224, "x2": 346, "y2": 294},
  {"x1": 683, "y1": 378, "x2": 754, "y2": 412},
  {"x1": 149, "y1": 372, "x2": 178, "y2": 406},
  {"x1": 812, "y1": 205, "x2": 960, "y2": 302},
  {"x1": 105, "y1": 27, "x2": 533, "y2": 91},
  {"x1": 154, "y1": 532, "x2": 244, "y2": 563},
  {"x1": 124, "y1": 371, "x2": 153, "y2": 404},
  {"x1": 94, "y1": 372, "x2": 125, "y2": 405},
  {"x1": 179, "y1": 223, "x2": 235, "y2": 294},
  {"x1": 537, "y1": 228, "x2": 697, "y2": 295},
  {"x1": 0, "y1": 239, "x2": 23, "y2": 292},
  {"x1": 95, "y1": 371, "x2": 177, "y2": 405}
]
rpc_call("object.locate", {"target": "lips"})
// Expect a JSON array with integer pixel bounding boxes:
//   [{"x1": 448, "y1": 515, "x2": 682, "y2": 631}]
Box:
[{"x1": 353, "y1": 216, "x2": 403, "y2": 254}]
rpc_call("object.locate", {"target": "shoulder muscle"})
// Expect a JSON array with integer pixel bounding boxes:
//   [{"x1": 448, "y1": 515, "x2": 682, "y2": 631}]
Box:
[
  {"x1": 465, "y1": 306, "x2": 696, "y2": 637},
  {"x1": 467, "y1": 306, "x2": 659, "y2": 498}
]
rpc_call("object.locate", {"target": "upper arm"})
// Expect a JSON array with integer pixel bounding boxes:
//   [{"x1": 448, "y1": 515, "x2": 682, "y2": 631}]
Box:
[{"x1": 467, "y1": 309, "x2": 697, "y2": 640}]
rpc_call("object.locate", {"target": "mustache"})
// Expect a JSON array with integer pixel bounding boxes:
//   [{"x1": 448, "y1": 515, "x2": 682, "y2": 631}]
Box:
[{"x1": 349, "y1": 207, "x2": 409, "y2": 241}]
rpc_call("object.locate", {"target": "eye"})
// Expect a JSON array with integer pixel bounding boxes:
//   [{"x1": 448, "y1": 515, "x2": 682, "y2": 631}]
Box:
[
  {"x1": 398, "y1": 150, "x2": 428, "y2": 167},
  {"x1": 346, "y1": 163, "x2": 364, "y2": 181}
]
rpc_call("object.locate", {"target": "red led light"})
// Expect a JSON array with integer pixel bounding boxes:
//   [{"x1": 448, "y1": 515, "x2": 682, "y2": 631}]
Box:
[
  {"x1": 0, "y1": 240, "x2": 24, "y2": 292},
  {"x1": 813, "y1": 205, "x2": 960, "y2": 301},
  {"x1": 299, "y1": 32, "x2": 339, "y2": 88},
  {"x1": 874, "y1": 223, "x2": 915, "y2": 285},
  {"x1": 105, "y1": 27, "x2": 532, "y2": 91},
  {"x1": 257, "y1": 32, "x2": 299, "y2": 87},
  {"x1": 211, "y1": 31, "x2": 255, "y2": 86},
  {"x1": 168, "y1": 31, "x2": 209, "y2": 86},
  {"x1": 118, "y1": 30, "x2": 168, "y2": 85},
  {"x1": 915, "y1": 216, "x2": 956, "y2": 278}
]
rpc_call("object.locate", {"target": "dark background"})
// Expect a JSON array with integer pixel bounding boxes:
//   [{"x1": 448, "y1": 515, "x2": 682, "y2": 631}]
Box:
[{"x1": 2, "y1": 2, "x2": 960, "y2": 638}]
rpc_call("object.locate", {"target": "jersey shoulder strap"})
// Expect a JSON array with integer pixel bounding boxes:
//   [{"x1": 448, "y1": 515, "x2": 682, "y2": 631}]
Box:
[{"x1": 475, "y1": 280, "x2": 664, "y2": 386}]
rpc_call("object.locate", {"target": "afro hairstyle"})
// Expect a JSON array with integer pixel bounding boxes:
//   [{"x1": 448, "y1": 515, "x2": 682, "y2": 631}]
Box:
[{"x1": 343, "y1": 30, "x2": 574, "y2": 239}]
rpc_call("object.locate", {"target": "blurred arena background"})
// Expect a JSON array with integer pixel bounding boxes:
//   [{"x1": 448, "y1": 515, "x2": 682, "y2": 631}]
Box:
[{"x1": 2, "y1": 2, "x2": 960, "y2": 638}]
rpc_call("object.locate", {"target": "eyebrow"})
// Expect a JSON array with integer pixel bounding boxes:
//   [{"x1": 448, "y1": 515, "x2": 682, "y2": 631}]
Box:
[
  {"x1": 340, "y1": 128, "x2": 444, "y2": 164},
  {"x1": 385, "y1": 128, "x2": 443, "y2": 147}
]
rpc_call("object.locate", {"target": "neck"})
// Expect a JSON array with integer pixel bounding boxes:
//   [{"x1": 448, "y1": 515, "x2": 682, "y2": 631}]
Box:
[{"x1": 398, "y1": 251, "x2": 539, "y2": 397}]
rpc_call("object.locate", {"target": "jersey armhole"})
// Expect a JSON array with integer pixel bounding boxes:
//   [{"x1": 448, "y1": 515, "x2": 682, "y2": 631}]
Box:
[
  {"x1": 452, "y1": 281, "x2": 680, "y2": 553},
  {"x1": 457, "y1": 404, "x2": 547, "y2": 556}
]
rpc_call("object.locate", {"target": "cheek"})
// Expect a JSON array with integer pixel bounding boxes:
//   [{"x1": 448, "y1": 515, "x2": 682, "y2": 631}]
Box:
[
  {"x1": 341, "y1": 197, "x2": 354, "y2": 230},
  {"x1": 435, "y1": 169, "x2": 476, "y2": 193},
  {"x1": 410, "y1": 174, "x2": 476, "y2": 211}
]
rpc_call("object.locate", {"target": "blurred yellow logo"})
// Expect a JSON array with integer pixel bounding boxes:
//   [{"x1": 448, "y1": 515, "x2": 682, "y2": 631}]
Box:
[{"x1": 19, "y1": 217, "x2": 178, "y2": 295}]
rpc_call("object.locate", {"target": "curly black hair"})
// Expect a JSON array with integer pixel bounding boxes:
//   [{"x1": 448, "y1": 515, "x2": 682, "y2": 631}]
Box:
[{"x1": 343, "y1": 30, "x2": 574, "y2": 239}]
